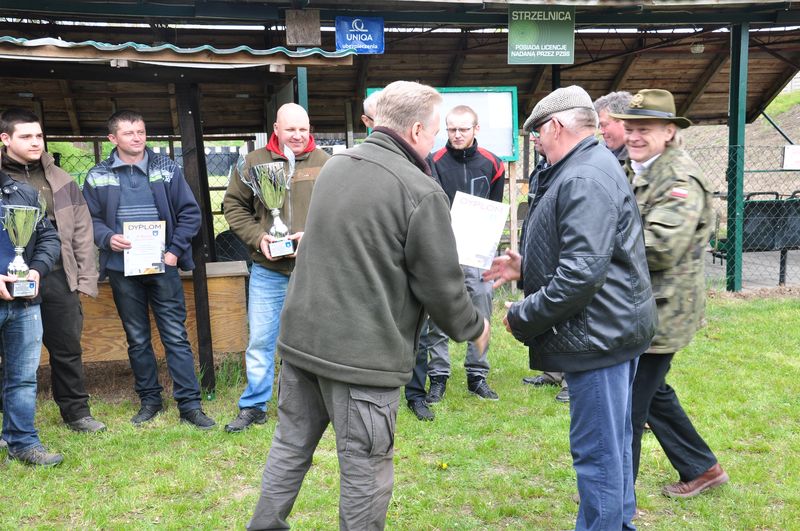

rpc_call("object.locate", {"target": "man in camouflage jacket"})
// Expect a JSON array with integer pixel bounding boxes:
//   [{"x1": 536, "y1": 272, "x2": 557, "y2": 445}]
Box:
[{"x1": 613, "y1": 89, "x2": 729, "y2": 499}]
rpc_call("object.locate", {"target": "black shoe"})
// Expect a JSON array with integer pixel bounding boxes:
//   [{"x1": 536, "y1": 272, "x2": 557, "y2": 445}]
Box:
[
  {"x1": 468, "y1": 378, "x2": 499, "y2": 400},
  {"x1": 180, "y1": 409, "x2": 216, "y2": 430},
  {"x1": 131, "y1": 404, "x2": 163, "y2": 426},
  {"x1": 66, "y1": 415, "x2": 107, "y2": 433},
  {"x1": 224, "y1": 408, "x2": 266, "y2": 433},
  {"x1": 425, "y1": 376, "x2": 448, "y2": 404},
  {"x1": 522, "y1": 374, "x2": 560, "y2": 387},
  {"x1": 7, "y1": 444, "x2": 63, "y2": 467},
  {"x1": 408, "y1": 399, "x2": 435, "y2": 421},
  {"x1": 555, "y1": 387, "x2": 570, "y2": 403}
]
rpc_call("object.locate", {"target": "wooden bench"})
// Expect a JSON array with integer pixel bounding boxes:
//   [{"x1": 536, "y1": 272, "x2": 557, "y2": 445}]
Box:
[{"x1": 41, "y1": 260, "x2": 249, "y2": 365}]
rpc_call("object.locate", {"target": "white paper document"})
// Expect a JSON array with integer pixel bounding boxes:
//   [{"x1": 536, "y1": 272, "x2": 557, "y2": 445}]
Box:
[
  {"x1": 123, "y1": 221, "x2": 166, "y2": 276},
  {"x1": 450, "y1": 191, "x2": 510, "y2": 270}
]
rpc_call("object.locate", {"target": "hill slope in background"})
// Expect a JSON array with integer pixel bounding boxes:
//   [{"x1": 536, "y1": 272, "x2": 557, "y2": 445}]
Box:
[{"x1": 684, "y1": 103, "x2": 800, "y2": 148}]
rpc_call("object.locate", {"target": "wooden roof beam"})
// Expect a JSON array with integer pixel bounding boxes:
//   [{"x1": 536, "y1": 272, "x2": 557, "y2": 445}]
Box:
[
  {"x1": 57, "y1": 79, "x2": 81, "y2": 135},
  {"x1": 747, "y1": 53, "x2": 800, "y2": 122},
  {"x1": 609, "y1": 38, "x2": 644, "y2": 92},
  {"x1": 354, "y1": 55, "x2": 372, "y2": 102},
  {"x1": 444, "y1": 31, "x2": 470, "y2": 87},
  {"x1": 168, "y1": 83, "x2": 180, "y2": 136},
  {"x1": 678, "y1": 53, "x2": 728, "y2": 117},
  {"x1": 524, "y1": 66, "x2": 548, "y2": 114}
]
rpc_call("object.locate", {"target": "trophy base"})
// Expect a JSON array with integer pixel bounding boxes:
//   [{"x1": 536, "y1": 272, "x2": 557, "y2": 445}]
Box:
[
  {"x1": 8, "y1": 280, "x2": 36, "y2": 298},
  {"x1": 268, "y1": 238, "x2": 297, "y2": 258}
]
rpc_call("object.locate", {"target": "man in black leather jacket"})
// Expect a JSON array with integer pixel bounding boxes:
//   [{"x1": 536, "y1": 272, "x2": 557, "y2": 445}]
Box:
[{"x1": 484, "y1": 85, "x2": 656, "y2": 531}]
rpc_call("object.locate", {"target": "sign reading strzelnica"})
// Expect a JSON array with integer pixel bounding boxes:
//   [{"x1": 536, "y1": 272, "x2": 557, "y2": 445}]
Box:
[
  {"x1": 508, "y1": 5, "x2": 576, "y2": 65},
  {"x1": 335, "y1": 16, "x2": 385, "y2": 54}
]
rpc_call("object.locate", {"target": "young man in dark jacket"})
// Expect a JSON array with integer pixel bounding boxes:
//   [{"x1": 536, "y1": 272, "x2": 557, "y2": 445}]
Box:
[
  {"x1": 0, "y1": 108, "x2": 105, "y2": 433},
  {"x1": 0, "y1": 169, "x2": 62, "y2": 465},
  {"x1": 248, "y1": 81, "x2": 490, "y2": 530},
  {"x1": 484, "y1": 85, "x2": 656, "y2": 531},
  {"x1": 406, "y1": 105, "x2": 505, "y2": 421},
  {"x1": 83, "y1": 110, "x2": 213, "y2": 430}
]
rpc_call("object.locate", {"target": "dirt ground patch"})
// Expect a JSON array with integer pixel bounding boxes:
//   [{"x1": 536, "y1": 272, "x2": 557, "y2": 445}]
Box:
[
  {"x1": 36, "y1": 353, "x2": 244, "y2": 402},
  {"x1": 708, "y1": 285, "x2": 800, "y2": 300}
]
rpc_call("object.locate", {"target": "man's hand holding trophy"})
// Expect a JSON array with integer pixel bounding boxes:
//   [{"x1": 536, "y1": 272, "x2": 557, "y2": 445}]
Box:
[
  {"x1": 239, "y1": 146, "x2": 300, "y2": 260},
  {"x1": 1, "y1": 201, "x2": 45, "y2": 300}
]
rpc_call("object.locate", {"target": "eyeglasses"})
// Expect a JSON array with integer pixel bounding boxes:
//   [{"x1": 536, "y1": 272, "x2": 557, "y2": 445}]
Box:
[
  {"x1": 446, "y1": 126, "x2": 475, "y2": 135},
  {"x1": 532, "y1": 117, "x2": 559, "y2": 138}
]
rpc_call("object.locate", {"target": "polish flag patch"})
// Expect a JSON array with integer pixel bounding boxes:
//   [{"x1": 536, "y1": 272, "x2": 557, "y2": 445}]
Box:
[{"x1": 671, "y1": 187, "x2": 689, "y2": 198}]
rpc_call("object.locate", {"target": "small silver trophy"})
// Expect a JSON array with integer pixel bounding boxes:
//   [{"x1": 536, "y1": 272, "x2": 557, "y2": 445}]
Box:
[
  {"x1": 239, "y1": 146, "x2": 297, "y2": 258},
  {"x1": 2, "y1": 203, "x2": 44, "y2": 297}
]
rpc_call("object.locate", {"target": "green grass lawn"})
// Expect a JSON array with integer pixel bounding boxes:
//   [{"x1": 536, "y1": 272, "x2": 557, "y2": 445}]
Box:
[{"x1": 2, "y1": 294, "x2": 799, "y2": 529}]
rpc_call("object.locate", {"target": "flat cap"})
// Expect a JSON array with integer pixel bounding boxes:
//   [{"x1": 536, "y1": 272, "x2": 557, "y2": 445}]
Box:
[{"x1": 523, "y1": 85, "x2": 595, "y2": 132}]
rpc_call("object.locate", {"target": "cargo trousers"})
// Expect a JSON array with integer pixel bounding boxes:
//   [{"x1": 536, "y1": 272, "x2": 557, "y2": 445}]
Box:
[{"x1": 248, "y1": 361, "x2": 400, "y2": 530}]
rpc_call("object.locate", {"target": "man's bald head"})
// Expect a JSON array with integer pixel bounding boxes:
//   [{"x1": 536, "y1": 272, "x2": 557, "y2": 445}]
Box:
[{"x1": 274, "y1": 103, "x2": 311, "y2": 156}]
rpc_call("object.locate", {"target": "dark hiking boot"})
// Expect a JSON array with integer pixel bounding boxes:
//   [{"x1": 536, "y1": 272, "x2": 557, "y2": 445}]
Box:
[
  {"x1": 225, "y1": 408, "x2": 267, "y2": 433},
  {"x1": 7, "y1": 444, "x2": 63, "y2": 467},
  {"x1": 425, "y1": 376, "x2": 448, "y2": 404},
  {"x1": 180, "y1": 409, "x2": 216, "y2": 430},
  {"x1": 408, "y1": 399, "x2": 435, "y2": 421},
  {"x1": 66, "y1": 415, "x2": 107, "y2": 433},
  {"x1": 468, "y1": 377, "x2": 499, "y2": 401},
  {"x1": 131, "y1": 404, "x2": 164, "y2": 426}
]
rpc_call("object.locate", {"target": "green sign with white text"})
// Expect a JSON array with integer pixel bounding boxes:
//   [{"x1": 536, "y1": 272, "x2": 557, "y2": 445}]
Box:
[{"x1": 508, "y1": 5, "x2": 575, "y2": 64}]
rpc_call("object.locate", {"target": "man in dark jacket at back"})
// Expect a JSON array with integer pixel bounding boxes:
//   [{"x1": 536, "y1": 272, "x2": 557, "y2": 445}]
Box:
[
  {"x1": 405, "y1": 105, "x2": 505, "y2": 419},
  {"x1": 484, "y1": 85, "x2": 656, "y2": 531},
  {"x1": 248, "y1": 81, "x2": 490, "y2": 530}
]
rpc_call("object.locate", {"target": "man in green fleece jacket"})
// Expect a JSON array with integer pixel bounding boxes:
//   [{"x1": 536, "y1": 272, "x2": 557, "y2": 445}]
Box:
[{"x1": 247, "y1": 81, "x2": 490, "y2": 530}]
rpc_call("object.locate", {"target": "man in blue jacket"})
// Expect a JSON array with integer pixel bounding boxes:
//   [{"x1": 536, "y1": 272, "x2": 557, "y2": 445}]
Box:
[
  {"x1": 0, "y1": 169, "x2": 62, "y2": 465},
  {"x1": 83, "y1": 110, "x2": 214, "y2": 429}
]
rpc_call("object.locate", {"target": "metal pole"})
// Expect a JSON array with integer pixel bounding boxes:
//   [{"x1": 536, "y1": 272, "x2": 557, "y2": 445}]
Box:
[
  {"x1": 726, "y1": 22, "x2": 749, "y2": 292},
  {"x1": 297, "y1": 67, "x2": 309, "y2": 110}
]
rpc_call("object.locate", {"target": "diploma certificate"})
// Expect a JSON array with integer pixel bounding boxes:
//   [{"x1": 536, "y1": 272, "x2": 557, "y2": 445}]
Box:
[
  {"x1": 450, "y1": 191, "x2": 510, "y2": 270},
  {"x1": 123, "y1": 221, "x2": 166, "y2": 276}
]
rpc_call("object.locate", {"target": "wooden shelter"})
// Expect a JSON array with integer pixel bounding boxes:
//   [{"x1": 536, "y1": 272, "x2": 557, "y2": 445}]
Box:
[
  {"x1": 0, "y1": 1, "x2": 798, "y2": 134},
  {"x1": 1, "y1": 0, "x2": 799, "y2": 387}
]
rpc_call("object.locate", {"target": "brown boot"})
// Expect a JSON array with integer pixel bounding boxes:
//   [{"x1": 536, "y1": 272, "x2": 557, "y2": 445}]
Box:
[{"x1": 662, "y1": 463, "x2": 729, "y2": 498}]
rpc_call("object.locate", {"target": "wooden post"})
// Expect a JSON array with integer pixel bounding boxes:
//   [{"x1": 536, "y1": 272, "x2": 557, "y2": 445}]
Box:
[
  {"x1": 175, "y1": 83, "x2": 216, "y2": 395},
  {"x1": 345, "y1": 100, "x2": 354, "y2": 148}
]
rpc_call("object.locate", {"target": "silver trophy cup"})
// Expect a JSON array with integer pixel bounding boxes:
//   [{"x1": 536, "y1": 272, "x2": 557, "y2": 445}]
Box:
[
  {"x1": 239, "y1": 156, "x2": 295, "y2": 258},
  {"x1": 2, "y1": 204, "x2": 44, "y2": 297}
]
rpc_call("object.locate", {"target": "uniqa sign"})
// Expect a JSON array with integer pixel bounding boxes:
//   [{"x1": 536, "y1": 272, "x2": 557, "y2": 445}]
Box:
[{"x1": 335, "y1": 16, "x2": 385, "y2": 54}]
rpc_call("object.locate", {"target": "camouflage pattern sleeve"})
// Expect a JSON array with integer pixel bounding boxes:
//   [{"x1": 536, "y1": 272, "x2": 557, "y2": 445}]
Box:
[{"x1": 641, "y1": 176, "x2": 705, "y2": 272}]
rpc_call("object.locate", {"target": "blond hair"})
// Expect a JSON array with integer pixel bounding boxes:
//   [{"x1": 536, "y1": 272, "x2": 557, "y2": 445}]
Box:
[{"x1": 374, "y1": 81, "x2": 442, "y2": 132}]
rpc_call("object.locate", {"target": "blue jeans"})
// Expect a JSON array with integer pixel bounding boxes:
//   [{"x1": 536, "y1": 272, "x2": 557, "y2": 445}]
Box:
[
  {"x1": 565, "y1": 358, "x2": 638, "y2": 531},
  {"x1": 0, "y1": 302, "x2": 44, "y2": 452},
  {"x1": 238, "y1": 264, "x2": 288, "y2": 412},
  {"x1": 108, "y1": 267, "x2": 201, "y2": 412}
]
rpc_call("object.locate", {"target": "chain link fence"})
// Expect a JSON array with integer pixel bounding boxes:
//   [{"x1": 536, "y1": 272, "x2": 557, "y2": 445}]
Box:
[
  {"x1": 50, "y1": 140, "x2": 800, "y2": 290},
  {"x1": 52, "y1": 141, "x2": 250, "y2": 264},
  {"x1": 688, "y1": 145, "x2": 800, "y2": 289}
]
